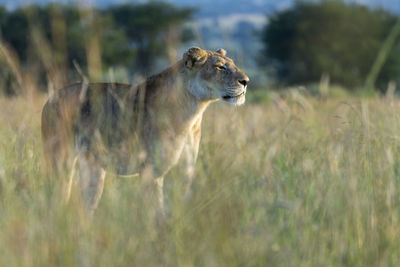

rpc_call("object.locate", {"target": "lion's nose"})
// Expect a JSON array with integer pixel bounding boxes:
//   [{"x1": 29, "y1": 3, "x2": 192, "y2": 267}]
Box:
[{"x1": 238, "y1": 77, "x2": 249, "y2": 87}]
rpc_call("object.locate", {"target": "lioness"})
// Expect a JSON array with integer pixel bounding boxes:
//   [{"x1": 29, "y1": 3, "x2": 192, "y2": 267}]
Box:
[{"x1": 41, "y1": 47, "x2": 249, "y2": 213}]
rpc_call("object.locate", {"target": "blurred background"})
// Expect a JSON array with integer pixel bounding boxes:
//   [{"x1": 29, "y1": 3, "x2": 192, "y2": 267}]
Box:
[
  {"x1": 3, "y1": 1, "x2": 400, "y2": 265},
  {"x1": 1, "y1": 0, "x2": 400, "y2": 98}
]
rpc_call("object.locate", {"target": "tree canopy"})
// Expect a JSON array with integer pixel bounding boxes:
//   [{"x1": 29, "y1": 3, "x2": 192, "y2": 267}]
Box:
[
  {"x1": 0, "y1": 2, "x2": 194, "y2": 94},
  {"x1": 109, "y1": 2, "x2": 195, "y2": 74},
  {"x1": 260, "y1": 0, "x2": 400, "y2": 91}
]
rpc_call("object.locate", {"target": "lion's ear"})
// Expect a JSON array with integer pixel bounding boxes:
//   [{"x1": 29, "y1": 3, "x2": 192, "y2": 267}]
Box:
[
  {"x1": 215, "y1": 48, "x2": 226, "y2": 56},
  {"x1": 183, "y1": 47, "x2": 208, "y2": 69}
]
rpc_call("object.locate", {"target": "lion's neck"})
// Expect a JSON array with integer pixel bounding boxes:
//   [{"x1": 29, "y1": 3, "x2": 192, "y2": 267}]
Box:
[
  {"x1": 131, "y1": 62, "x2": 213, "y2": 134},
  {"x1": 164, "y1": 62, "x2": 212, "y2": 133}
]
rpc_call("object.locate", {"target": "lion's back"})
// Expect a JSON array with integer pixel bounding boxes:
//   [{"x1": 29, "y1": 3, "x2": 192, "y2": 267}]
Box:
[{"x1": 41, "y1": 82, "x2": 134, "y2": 174}]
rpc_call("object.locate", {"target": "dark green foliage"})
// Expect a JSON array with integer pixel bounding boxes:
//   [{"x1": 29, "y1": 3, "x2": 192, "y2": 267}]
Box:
[
  {"x1": 0, "y1": 2, "x2": 194, "y2": 94},
  {"x1": 0, "y1": 7, "x2": 30, "y2": 61},
  {"x1": 109, "y1": 2, "x2": 195, "y2": 74},
  {"x1": 260, "y1": 0, "x2": 400, "y2": 91}
]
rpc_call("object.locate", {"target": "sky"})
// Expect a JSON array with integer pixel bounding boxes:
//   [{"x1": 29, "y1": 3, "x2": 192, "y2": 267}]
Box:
[{"x1": 0, "y1": 0, "x2": 399, "y2": 15}]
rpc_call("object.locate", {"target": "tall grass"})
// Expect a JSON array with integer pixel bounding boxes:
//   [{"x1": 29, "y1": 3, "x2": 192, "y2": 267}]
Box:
[
  {"x1": 1, "y1": 3, "x2": 400, "y2": 265},
  {"x1": 1, "y1": 93, "x2": 400, "y2": 266}
]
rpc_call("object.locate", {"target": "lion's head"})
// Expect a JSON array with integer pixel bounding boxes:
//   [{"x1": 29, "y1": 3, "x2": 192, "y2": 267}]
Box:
[{"x1": 183, "y1": 47, "x2": 249, "y2": 105}]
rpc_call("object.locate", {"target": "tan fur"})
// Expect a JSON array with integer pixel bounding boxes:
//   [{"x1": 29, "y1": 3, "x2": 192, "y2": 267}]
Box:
[{"x1": 41, "y1": 47, "x2": 249, "y2": 213}]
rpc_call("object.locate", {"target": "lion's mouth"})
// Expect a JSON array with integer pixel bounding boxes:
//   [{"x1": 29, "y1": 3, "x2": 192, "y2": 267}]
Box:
[{"x1": 222, "y1": 91, "x2": 245, "y2": 100}]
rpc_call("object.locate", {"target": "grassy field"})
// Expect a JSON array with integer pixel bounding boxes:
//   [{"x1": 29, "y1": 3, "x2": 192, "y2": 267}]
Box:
[{"x1": 1, "y1": 92, "x2": 400, "y2": 266}]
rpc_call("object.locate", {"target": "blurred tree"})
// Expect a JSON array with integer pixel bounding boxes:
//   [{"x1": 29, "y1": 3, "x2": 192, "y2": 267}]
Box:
[
  {"x1": 39, "y1": 4, "x2": 134, "y2": 75},
  {"x1": 260, "y1": 0, "x2": 400, "y2": 91},
  {"x1": 0, "y1": 7, "x2": 29, "y2": 61},
  {"x1": 0, "y1": 2, "x2": 194, "y2": 94},
  {"x1": 109, "y1": 2, "x2": 195, "y2": 75}
]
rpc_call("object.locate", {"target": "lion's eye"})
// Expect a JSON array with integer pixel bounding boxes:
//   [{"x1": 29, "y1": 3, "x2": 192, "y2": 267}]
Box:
[{"x1": 216, "y1": 65, "x2": 226, "y2": 70}]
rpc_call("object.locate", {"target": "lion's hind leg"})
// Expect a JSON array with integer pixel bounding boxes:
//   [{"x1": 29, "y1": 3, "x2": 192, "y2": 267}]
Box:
[
  {"x1": 65, "y1": 153, "x2": 79, "y2": 203},
  {"x1": 75, "y1": 152, "x2": 106, "y2": 215}
]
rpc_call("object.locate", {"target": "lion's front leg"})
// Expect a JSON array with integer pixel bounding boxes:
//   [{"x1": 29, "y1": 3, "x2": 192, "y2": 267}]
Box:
[
  {"x1": 183, "y1": 117, "x2": 202, "y2": 200},
  {"x1": 139, "y1": 158, "x2": 168, "y2": 215},
  {"x1": 154, "y1": 176, "x2": 165, "y2": 212}
]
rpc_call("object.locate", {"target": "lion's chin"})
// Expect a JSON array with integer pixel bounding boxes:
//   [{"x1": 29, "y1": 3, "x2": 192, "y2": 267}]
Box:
[{"x1": 222, "y1": 93, "x2": 246, "y2": 105}]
